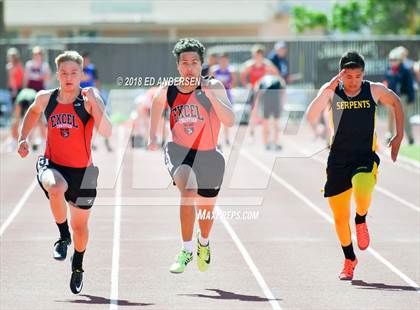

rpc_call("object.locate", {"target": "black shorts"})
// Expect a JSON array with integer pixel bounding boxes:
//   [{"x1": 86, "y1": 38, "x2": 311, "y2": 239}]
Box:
[
  {"x1": 261, "y1": 91, "x2": 281, "y2": 119},
  {"x1": 36, "y1": 156, "x2": 99, "y2": 209},
  {"x1": 164, "y1": 142, "x2": 225, "y2": 198},
  {"x1": 324, "y1": 152, "x2": 380, "y2": 197}
]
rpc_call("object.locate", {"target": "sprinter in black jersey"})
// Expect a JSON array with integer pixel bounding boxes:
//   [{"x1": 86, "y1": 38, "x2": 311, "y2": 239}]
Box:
[{"x1": 306, "y1": 51, "x2": 404, "y2": 281}]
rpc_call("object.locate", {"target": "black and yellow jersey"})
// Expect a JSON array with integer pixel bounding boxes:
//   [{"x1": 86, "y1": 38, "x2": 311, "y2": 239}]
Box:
[{"x1": 329, "y1": 80, "x2": 377, "y2": 159}]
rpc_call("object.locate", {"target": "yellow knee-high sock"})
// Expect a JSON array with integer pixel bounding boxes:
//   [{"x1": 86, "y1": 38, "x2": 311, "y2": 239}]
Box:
[
  {"x1": 352, "y1": 164, "x2": 377, "y2": 217},
  {"x1": 328, "y1": 188, "x2": 352, "y2": 246}
]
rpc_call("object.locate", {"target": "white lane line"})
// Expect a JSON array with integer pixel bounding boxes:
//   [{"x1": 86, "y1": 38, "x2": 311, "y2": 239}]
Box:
[
  {"x1": 375, "y1": 187, "x2": 420, "y2": 213},
  {"x1": 0, "y1": 179, "x2": 37, "y2": 237},
  {"x1": 110, "y1": 128, "x2": 124, "y2": 310},
  {"x1": 289, "y1": 142, "x2": 420, "y2": 214},
  {"x1": 241, "y1": 150, "x2": 420, "y2": 292},
  {"x1": 216, "y1": 205, "x2": 282, "y2": 310}
]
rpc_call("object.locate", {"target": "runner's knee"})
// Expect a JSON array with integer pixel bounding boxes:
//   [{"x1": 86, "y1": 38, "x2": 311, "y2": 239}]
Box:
[{"x1": 45, "y1": 181, "x2": 67, "y2": 197}]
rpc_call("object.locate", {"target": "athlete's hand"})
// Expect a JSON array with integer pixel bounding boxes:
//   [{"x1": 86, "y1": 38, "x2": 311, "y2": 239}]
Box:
[
  {"x1": 326, "y1": 69, "x2": 346, "y2": 91},
  {"x1": 200, "y1": 78, "x2": 216, "y2": 99},
  {"x1": 388, "y1": 134, "x2": 403, "y2": 162},
  {"x1": 147, "y1": 138, "x2": 158, "y2": 151},
  {"x1": 81, "y1": 87, "x2": 96, "y2": 104},
  {"x1": 17, "y1": 139, "x2": 29, "y2": 158}
]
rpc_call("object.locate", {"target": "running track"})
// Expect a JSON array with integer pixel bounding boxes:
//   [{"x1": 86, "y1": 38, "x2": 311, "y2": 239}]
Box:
[{"x1": 1, "y1": 122, "x2": 419, "y2": 310}]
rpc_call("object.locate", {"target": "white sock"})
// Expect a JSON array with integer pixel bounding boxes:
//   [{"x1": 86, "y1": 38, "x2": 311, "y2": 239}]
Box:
[
  {"x1": 198, "y1": 235, "x2": 209, "y2": 246},
  {"x1": 182, "y1": 240, "x2": 193, "y2": 253}
]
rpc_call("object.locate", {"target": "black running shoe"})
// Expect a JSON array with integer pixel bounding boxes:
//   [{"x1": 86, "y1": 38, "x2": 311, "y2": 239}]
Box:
[
  {"x1": 53, "y1": 238, "x2": 71, "y2": 260},
  {"x1": 70, "y1": 268, "x2": 84, "y2": 294}
]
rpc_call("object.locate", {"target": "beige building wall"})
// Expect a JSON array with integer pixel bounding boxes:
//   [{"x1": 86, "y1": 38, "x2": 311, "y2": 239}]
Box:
[{"x1": 4, "y1": 0, "x2": 295, "y2": 39}]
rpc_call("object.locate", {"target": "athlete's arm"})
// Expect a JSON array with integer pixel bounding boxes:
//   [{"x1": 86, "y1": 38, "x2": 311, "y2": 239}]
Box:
[
  {"x1": 82, "y1": 87, "x2": 112, "y2": 138},
  {"x1": 306, "y1": 83, "x2": 334, "y2": 126},
  {"x1": 371, "y1": 82, "x2": 404, "y2": 162},
  {"x1": 148, "y1": 86, "x2": 168, "y2": 151},
  {"x1": 17, "y1": 90, "x2": 50, "y2": 158},
  {"x1": 201, "y1": 78, "x2": 235, "y2": 127},
  {"x1": 306, "y1": 69, "x2": 345, "y2": 125}
]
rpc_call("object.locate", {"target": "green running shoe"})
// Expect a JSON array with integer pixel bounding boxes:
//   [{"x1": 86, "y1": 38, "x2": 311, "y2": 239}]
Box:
[
  {"x1": 169, "y1": 250, "x2": 193, "y2": 273},
  {"x1": 197, "y1": 233, "x2": 211, "y2": 272}
]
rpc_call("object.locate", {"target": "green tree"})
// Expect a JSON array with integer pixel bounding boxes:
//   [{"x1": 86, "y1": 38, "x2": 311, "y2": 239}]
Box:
[
  {"x1": 292, "y1": 0, "x2": 418, "y2": 35},
  {"x1": 291, "y1": 6, "x2": 329, "y2": 33},
  {"x1": 364, "y1": 0, "x2": 418, "y2": 35},
  {"x1": 331, "y1": 0, "x2": 367, "y2": 33}
]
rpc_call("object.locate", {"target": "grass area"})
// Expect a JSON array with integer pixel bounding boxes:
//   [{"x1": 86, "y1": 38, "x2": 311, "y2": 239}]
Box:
[
  {"x1": 110, "y1": 112, "x2": 130, "y2": 124},
  {"x1": 399, "y1": 144, "x2": 420, "y2": 162}
]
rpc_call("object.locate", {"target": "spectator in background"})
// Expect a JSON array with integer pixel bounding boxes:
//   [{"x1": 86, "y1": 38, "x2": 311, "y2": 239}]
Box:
[
  {"x1": 254, "y1": 74, "x2": 286, "y2": 151},
  {"x1": 80, "y1": 51, "x2": 99, "y2": 88},
  {"x1": 24, "y1": 46, "x2": 51, "y2": 150},
  {"x1": 240, "y1": 44, "x2": 279, "y2": 140},
  {"x1": 413, "y1": 61, "x2": 420, "y2": 86},
  {"x1": 6, "y1": 47, "x2": 24, "y2": 104},
  {"x1": 11, "y1": 88, "x2": 37, "y2": 147},
  {"x1": 268, "y1": 41, "x2": 290, "y2": 83},
  {"x1": 210, "y1": 53, "x2": 236, "y2": 146},
  {"x1": 81, "y1": 51, "x2": 112, "y2": 152},
  {"x1": 384, "y1": 47, "x2": 416, "y2": 145},
  {"x1": 24, "y1": 46, "x2": 51, "y2": 92},
  {"x1": 396, "y1": 46, "x2": 415, "y2": 70},
  {"x1": 201, "y1": 52, "x2": 218, "y2": 77},
  {"x1": 4, "y1": 47, "x2": 25, "y2": 151},
  {"x1": 131, "y1": 87, "x2": 167, "y2": 148}
]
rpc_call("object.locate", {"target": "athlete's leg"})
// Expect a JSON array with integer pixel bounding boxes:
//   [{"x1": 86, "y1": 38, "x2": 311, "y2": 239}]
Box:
[
  {"x1": 173, "y1": 164, "x2": 198, "y2": 244},
  {"x1": 328, "y1": 188, "x2": 358, "y2": 279},
  {"x1": 40, "y1": 167, "x2": 71, "y2": 259},
  {"x1": 328, "y1": 188, "x2": 353, "y2": 248},
  {"x1": 69, "y1": 203, "x2": 90, "y2": 293},
  {"x1": 195, "y1": 196, "x2": 216, "y2": 239},
  {"x1": 351, "y1": 167, "x2": 376, "y2": 218},
  {"x1": 351, "y1": 163, "x2": 377, "y2": 250},
  {"x1": 262, "y1": 118, "x2": 270, "y2": 146},
  {"x1": 273, "y1": 117, "x2": 280, "y2": 146},
  {"x1": 195, "y1": 195, "x2": 215, "y2": 272},
  {"x1": 169, "y1": 164, "x2": 197, "y2": 273},
  {"x1": 69, "y1": 204, "x2": 91, "y2": 253},
  {"x1": 40, "y1": 168, "x2": 68, "y2": 225}
]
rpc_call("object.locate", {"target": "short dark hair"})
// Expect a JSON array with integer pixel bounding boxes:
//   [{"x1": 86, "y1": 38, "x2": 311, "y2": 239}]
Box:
[
  {"x1": 172, "y1": 38, "x2": 205, "y2": 63},
  {"x1": 339, "y1": 51, "x2": 365, "y2": 71},
  {"x1": 82, "y1": 51, "x2": 90, "y2": 58}
]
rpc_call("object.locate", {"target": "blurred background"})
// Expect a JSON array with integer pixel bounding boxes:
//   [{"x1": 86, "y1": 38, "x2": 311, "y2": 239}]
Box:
[{"x1": 0, "y1": 0, "x2": 418, "y2": 157}]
